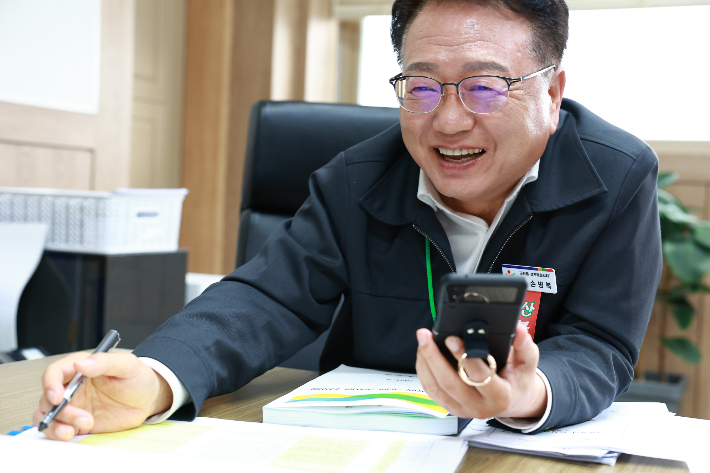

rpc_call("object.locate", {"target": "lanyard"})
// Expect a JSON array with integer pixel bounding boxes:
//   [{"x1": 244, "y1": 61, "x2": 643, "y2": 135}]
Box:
[{"x1": 425, "y1": 239, "x2": 436, "y2": 321}]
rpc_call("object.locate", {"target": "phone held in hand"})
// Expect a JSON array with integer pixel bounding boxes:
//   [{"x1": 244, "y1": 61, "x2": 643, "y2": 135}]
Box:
[{"x1": 432, "y1": 274, "x2": 527, "y2": 371}]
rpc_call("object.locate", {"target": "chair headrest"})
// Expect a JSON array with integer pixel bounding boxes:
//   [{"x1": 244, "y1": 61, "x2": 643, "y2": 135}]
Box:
[{"x1": 242, "y1": 101, "x2": 400, "y2": 215}]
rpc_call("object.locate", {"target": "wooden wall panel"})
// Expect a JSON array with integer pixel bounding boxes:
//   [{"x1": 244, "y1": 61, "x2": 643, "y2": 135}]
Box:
[
  {"x1": 180, "y1": 0, "x2": 235, "y2": 274},
  {"x1": 0, "y1": 143, "x2": 92, "y2": 189},
  {"x1": 272, "y1": 0, "x2": 308, "y2": 101},
  {"x1": 224, "y1": 1, "x2": 277, "y2": 273},
  {"x1": 130, "y1": 112, "x2": 158, "y2": 189},
  {"x1": 338, "y1": 20, "x2": 361, "y2": 104},
  {"x1": 181, "y1": 0, "x2": 277, "y2": 274},
  {"x1": 0, "y1": 0, "x2": 135, "y2": 193},
  {"x1": 93, "y1": 0, "x2": 136, "y2": 191},
  {"x1": 131, "y1": 0, "x2": 186, "y2": 190},
  {"x1": 304, "y1": 0, "x2": 339, "y2": 102},
  {"x1": 180, "y1": 0, "x2": 343, "y2": 274},
  {"x1": 0, "y1": 102, "x2": 96, "y2": 150}
]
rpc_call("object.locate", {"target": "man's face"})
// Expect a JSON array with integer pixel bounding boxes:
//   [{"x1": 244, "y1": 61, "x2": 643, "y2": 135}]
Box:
[{"x1": 399, "y1": 2, "x2": 565, "y2": 217}]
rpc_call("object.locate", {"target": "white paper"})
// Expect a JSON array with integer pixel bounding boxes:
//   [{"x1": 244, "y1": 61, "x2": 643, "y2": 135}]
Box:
[
  {"x1": 459, "y1": 402, "x2": 704, "y2": 467},
  {"x1": 1, "y1": 434, "x2": 245, "y2": 473},
  {"x1": 619, "y1": 414, "x2": 710, "y2": 471},
  {"x1": 15, "y1": 417, "x2": 467, "y2": 473},
  {"x1": 0, "y1": 223, "x2": 47, "y2": 351}
]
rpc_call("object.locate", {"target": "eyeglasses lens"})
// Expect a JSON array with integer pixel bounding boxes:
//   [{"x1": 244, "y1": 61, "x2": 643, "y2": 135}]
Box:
[
  {"x1": 395, "y1": 77, "x2": 441, "y2": 113},
  {"x1": 395, "y1": 76, "x2": 509, "y2": 114}
]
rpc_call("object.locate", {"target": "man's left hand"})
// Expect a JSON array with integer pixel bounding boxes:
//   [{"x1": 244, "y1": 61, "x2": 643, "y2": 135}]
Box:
[{"x1": 415, "y1": 323, "x2": 547, "y2": 419}]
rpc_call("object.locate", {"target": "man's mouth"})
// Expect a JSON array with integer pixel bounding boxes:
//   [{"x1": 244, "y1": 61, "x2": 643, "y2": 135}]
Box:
[{"x1": 437, "y1": 148, "x2": 486, "y2": 163}]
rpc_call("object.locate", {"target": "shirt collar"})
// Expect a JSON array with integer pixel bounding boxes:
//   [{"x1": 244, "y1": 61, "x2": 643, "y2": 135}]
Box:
[{"x1": 416, "y1": 159, "x2": 540, "y2": 221}]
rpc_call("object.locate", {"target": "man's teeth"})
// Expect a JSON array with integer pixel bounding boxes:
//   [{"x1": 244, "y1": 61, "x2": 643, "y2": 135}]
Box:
[
  {"x1": 437, "y1": 148, "x2": 484, "y2": 162},
  {"x1": 437, "y1": 148, "x2": 484, "y2": 156}
]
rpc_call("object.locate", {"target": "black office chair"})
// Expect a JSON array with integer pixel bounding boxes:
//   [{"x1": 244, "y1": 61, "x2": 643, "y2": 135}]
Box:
[{"x1": 237, "y1": 101, "x2": 400, "y2": 370}]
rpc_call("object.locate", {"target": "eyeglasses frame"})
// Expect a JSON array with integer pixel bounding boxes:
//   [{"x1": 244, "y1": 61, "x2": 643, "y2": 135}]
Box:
[{"x1": 388, "y1": 64, "x2": 557, "y2": 114}]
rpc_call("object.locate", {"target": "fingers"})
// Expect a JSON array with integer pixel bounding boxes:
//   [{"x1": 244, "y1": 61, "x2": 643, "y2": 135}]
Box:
[
  {"x1": 37, "y1": 351, "x2": 147, "y2": 441},
  {"x1": 492, "y1": 324, "x2": 546, "y2": 418},
  {"x1": 417, "y1": 324, "x2": 546, "y2": 420},
  {"x1": 41, "y1": 352, "x2": 92, "y2": 405},
  {"x1": 416, "y1": 325, "x2": 543, "y2": 419},
  {"x1": 33, "y1": 403, "x2": 94, "y2": 437},
  {"x1": 415, "y1": 332, "x2": 466, "y2": 414},
  {"x1": 32, "y1": 412, "x2": 75, "y2": 441},
  {"x1": 416, "y1": 329, "x2": 494, "y2": 417},
  {"x1": 503, "y1": 324, "x2": 539, "y2": 375},
  {"x1": 444, "y1": 336, "x2": 491, "y2": 383}
]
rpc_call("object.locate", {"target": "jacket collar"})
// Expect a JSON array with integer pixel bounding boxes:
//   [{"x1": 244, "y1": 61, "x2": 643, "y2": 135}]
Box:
[
  {"x1": 524, "y1": 108, "x2": 608, "y2": 212},
  {"x1": 359, "y1": 103, "x2": 608, "y2": 227}
]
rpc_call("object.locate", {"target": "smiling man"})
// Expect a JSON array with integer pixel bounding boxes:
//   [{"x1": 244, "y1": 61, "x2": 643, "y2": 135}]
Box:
[{"x1": 36, "y1": 0, "x2": 662, "y2": 441}]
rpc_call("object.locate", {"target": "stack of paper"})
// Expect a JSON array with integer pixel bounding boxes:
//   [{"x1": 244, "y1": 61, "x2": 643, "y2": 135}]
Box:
[
  {"x1": 264, "y1": 365, "x2": 462, "y2": 435},
  {"x1": 460, "y1": 402, "x2": 681, "y2": 466},
  {"x1": 14, "y1": 417, "x2": 468, "y2": 473}
]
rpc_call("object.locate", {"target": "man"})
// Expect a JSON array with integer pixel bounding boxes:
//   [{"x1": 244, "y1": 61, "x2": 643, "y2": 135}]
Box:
[{"x1": 35, "y1": 0, "x2": 661, "y2": 441}]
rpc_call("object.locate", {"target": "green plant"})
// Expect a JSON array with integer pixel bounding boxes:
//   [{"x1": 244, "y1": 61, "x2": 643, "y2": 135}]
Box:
[{"x1": 653, "y1": 172, "x2": 710, "y2": 377}]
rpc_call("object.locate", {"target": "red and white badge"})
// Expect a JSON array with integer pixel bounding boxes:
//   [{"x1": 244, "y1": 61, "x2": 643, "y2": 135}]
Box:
[{"x1": 502, "y1": 264, "x2": 556, "y2": 338}]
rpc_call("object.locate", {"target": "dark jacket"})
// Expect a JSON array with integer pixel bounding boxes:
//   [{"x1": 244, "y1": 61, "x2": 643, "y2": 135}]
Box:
[{"x1": 134, "y1": 99, "x2": 662, "y2": 433}]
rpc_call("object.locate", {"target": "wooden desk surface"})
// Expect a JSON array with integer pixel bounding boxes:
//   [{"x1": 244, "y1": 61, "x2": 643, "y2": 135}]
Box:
[{"x1": 0, "y1": 355, "x2": 689, "y2": 473}]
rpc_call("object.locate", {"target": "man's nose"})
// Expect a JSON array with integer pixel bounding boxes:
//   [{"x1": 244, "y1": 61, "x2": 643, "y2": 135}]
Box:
[{"x1": 432, "y1": 85, "x2": 475, "y2": 134}]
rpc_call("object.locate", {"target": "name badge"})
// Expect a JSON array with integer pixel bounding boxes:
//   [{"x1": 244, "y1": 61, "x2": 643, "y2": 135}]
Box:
[{"x1": 502, "y1": 264, "x2": 557, "y2": 294}]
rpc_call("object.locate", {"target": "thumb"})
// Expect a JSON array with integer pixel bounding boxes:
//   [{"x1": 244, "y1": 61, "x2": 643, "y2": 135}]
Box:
[{"x1": 510, "y1": 323, "x2": 539, "y2": 368}]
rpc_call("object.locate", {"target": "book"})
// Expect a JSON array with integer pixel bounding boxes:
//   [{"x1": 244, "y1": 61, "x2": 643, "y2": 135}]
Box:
[{"x1": 263, "y1": 364, "x2": 466, "y2": 435}]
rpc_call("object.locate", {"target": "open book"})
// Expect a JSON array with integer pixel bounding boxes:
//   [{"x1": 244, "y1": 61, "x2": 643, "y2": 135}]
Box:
[{"x1": 263, "y1": 365, "x2": 466, "y2": 435}]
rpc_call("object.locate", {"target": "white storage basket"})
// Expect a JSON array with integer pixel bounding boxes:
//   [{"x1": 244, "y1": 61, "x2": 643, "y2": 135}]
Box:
[{"x1": 0, "y1": 187, "x2": 188, "y2": 254}]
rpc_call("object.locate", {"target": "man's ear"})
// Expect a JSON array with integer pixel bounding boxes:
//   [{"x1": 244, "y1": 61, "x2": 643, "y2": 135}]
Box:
[{"x1": 548, "y1": 67, "x2": 566, "y2": 135}]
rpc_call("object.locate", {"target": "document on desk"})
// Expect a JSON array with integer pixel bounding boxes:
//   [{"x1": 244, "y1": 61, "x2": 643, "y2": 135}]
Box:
[
  {"x1": 16, "y1": 417, "x2": 467, "y2": 473},
  {"x1": 460, "y1": 402, "x2": 677, "y2": 466}
]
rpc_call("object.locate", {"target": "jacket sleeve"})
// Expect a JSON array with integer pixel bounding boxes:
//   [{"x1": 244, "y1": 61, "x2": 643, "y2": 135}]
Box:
[
  {"x1": 132, "y1": 155, "x2": 351, "y2": 419},
  {"x1": 534, "y1": 147, "x2": 662, "y2": 433}
]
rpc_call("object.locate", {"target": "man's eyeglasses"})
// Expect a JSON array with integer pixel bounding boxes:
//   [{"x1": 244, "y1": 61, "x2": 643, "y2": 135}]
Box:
[{"x1": 388, "y1": 65, "x2": 556, "y2": 114}]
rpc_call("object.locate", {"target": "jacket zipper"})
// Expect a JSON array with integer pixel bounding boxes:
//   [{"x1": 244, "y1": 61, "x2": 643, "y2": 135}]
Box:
[
  {"x1": 487, "y1": 214, "x2": 533, "y2": 273},
  {"x1": 412, "y1": 224, "x2": 455, "y2": 273}
]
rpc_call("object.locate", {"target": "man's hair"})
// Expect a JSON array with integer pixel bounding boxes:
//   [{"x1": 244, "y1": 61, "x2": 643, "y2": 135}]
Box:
[{"x1": 391, "y1": 0, "x2": 569, "y2": 69}]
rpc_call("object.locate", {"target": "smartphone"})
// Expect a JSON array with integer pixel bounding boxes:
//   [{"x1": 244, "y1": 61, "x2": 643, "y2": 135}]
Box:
[{"x1": 432, "y1": 274, "x2": 527, "y2": 372}]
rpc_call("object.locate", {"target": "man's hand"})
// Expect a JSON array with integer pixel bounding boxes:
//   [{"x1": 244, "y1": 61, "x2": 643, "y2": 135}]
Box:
[
  {"x1": 416, "y1": 323, "x2": 547, "y2": 419},
  {"x1": 33, "y1": 352, "x2": 173, "y2": 441}
]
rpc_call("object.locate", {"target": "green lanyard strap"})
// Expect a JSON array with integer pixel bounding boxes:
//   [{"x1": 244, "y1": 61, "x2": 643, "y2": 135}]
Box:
[{"x1": 425, "y1": 238, "x2": 436, "y2": 321}]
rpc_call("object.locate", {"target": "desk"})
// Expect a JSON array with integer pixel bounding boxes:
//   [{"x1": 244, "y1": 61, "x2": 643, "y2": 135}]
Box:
[{"x1": 0, "y1": 355, "x2": 689, "y2": 472}]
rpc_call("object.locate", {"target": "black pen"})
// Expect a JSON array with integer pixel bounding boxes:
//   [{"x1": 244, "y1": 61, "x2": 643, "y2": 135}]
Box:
[{"x1": 38, "y1": 330, "x2": 121, "y2": 432}]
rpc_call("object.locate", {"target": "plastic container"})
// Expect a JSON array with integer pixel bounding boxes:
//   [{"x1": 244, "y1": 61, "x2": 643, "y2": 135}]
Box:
[{"x1": 0, "y1": 187, "x2": 188, "y2": 254}]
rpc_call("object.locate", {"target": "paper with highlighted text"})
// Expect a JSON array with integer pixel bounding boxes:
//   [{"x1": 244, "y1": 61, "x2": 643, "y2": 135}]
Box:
[{"x1": 14, "y1": 417, "x2": 467, "y2": 473}]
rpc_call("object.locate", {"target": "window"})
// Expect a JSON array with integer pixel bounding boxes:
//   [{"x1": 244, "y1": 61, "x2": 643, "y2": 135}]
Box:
[{"x1": 358, "y1": 6, "x2": 710, "y2": 141}]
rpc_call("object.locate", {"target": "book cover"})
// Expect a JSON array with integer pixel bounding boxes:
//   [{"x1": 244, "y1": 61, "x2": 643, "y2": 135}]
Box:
[{"x1": 263, "y1": 365, "x2": 464, "y2": 435}]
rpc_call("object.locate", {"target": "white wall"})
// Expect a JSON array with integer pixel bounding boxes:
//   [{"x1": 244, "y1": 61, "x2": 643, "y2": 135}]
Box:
[
  {"x1": 0, "y1": 0, "x2": 101, "y2": 114},
  {"x1": 563, "y1": 6, "x2": 710, "y2": 141}
]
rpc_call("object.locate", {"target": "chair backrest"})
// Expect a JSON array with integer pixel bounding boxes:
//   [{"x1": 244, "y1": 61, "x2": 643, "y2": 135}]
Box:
[{"x1": 236, "y1": 100, "x2": 400, "y2": 267}]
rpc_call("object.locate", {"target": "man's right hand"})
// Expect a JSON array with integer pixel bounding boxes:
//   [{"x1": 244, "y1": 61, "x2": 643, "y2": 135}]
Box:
[{"x1": 33, "y1": 352, "x2": 173, "y2": 441}]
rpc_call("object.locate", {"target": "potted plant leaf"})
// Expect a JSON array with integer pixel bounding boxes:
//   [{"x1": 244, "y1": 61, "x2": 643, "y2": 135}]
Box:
[{"x1": 616, "y1": 172, "x2": 709, "y2": 412}]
